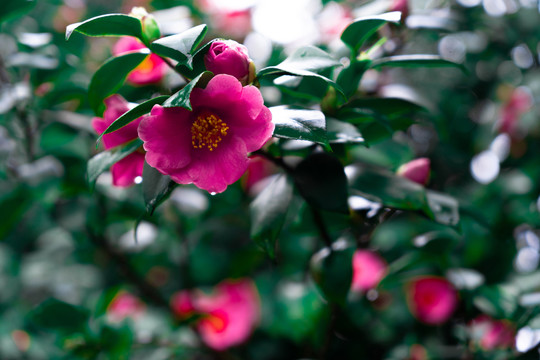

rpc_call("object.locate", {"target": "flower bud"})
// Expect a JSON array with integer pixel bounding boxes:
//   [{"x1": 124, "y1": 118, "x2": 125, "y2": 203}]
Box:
[
  {"x1": 204, "y1": 40, "x2": 255, "y2": 86},
  {"x1": 397, "y1": 158, "x2": 431, "y2": 185},
  {"x1": 406, "y1": 276, "x2": 458, "y2": 325},
  {"x1": 350, "y1": 250, "x2": 387, "y2": 293},
  {"x1": 469, "y1": 315, "x2": 515, "y2": 351},
  {"x1": 129, "y1": 7, "x2": 161, "y2": 44}
]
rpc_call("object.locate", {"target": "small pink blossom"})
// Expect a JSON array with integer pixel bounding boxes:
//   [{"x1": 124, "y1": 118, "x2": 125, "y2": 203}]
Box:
[
  {"x1": 469, "y1": 315, "x2": 515, "y2": 351},
  {"x1": 242, "y1": 155, "x2": 278, "y2": 196},
  {"x1": 498, "y1": 87, "x2": 533, "y2": 138},
  {"x1": 91, "y1": 94, "x2": 145, "y2": 187},
  {"x1": 107, "y1": 291, "x2": 146, "y2": 322},
  {"x1": 397, "y1": 158, "x2": 431, "y2": 185},
  {"x1": 350, "y1": 250, "x2": 387, "y2": 293},
  {"x1": 197, "y1": 0, "x2": 252, "y2": 39},
  {"x1": 139, "y1": 74, "x2": 274, "y2": 193},
  {"x1": 408, "y1": 344, "x2": 428, "y2": 360},
  {"x1": 113, "y1": 36, "x2": 167, "y2": 85},
  {"x1": 317, "y1": 2, "x2": 353, "y2": 44},
  {"x1": 171, "y1": 279, "x2": 261, "y2": 351},
  {"x1": 204, "y1": 40, "x2": 255, "y2": 86},
  {"x1": 406, "y1": 276, "x2": 458, "y2": 325}
]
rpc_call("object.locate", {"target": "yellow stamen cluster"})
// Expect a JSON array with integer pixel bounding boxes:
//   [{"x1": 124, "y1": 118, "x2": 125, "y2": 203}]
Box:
[{"x1": 191, "y1": 112, "x2": 229, "y2": 151}]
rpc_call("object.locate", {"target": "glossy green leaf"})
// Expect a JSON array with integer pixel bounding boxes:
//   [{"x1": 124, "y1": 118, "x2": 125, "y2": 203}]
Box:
[
  {"x1": 294, "y1": 152, "x2": 349, "y2": 214},
  {"x1": 310, "y1": 244, "x2": 355, "y2": 305},
  {"x1": 347, "y1": 163, "x2": 427, "y2": 211},
  {"x1": 336, "y1": 59, "x2": 371, "y2": 97},
  {"x1": 163, "y1": 71, "x2": 213, "y2": 110},
  {"x1": 257, "y1": 46, "x2": 345, "y2": 98},
  {"x1": 326, "y1": 118, "x2": 365, "y2": 145},
  {"x1": 371, "y1": 55, "x2": 467, "y2": 72},
  {"x1": 87, "y1": 138, "x2": 143, "y2": 185},
  {"x1": 89, "y1": 51, "x2": 149, "y2": 116},
  {"x1": 65, "y1": 14, "x2": 142, "y2": 41},
  {"x1": 30, "y1": 298, "x2": 89, "y2": 332},
  {"x1": 270, "y1": 106, "x2": 330, "y2": 150},
  {"x1": 175, "y1": 39, "x2": 217, "y2": 80},
  {"x1": 250, "y1": 174, "x2": 294, "y2": 259},
  {"x1": 97, "y1": 95, "x2": 169, "y2": 147},
  {"x1": 339, "y1": 97, "x2": 426, "y2": 121},
  {"x1": 341, "y1": 12, "x2": 401, "y2": 52},
  {"x1": 150, "y1": 24, "x2": 207, "y2": 69},
  {"x1": 142, "y1": 161, "x2": 177, "y2": 215},
  {"x1": 0, "y1": 0, "x2": 35, "y2": 23}
]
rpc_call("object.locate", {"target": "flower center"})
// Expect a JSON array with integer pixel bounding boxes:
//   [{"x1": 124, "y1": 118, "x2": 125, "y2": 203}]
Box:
[{"x1": 191, "y1": 111, "x2": 229, "y2": 151}]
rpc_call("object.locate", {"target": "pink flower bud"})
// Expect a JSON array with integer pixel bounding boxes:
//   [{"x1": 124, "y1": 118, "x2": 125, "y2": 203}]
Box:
[
  {"x1": 406, "y1": 276, "x2": 458, "y2": 325},
  {"x1": 170, "y1": 290, "x2": 196, "y2": 319},
  {"x1": 107, "y1": 291, "x2": 146, "y2": 322},
  {"x1": 469, "y1": 315, "x2": 515, "y2": 351},
  {"x1": 351, "y1": 250, "x2": 387, "y2": 293},
  {"x1": 204, "y1": 40, "x2": 255, "y2": 86},
  {"x1": 397, "y1": 158, "x2": 431, "y2": 185},
  {"x1": 129, "y1": 7, "x2": 161, "y2": 44}
]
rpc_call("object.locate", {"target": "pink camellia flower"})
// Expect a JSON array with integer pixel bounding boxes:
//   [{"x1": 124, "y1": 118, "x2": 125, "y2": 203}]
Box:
[
  {"x1": 498, "y1": 86, "x2": 533, "y2": 138},
  {"x1": 469, "y1": 315, "x2": 515, "y2": 350},
  {"x1": 196, "y1": 0, "x2": 252, "y2": 40},
  {"x1": 204, "y1": 40, "x2": 255, "y2": 86},
  {"x1": 113, "y1": 36, "x2": 167, "y2": 85},
  {"x1": 138, "y1": 74, "x2": 274, "y2": 193},
  {"x1": 107, "y1": 291, "x2": 146, "y2": 322},
  {"x1": 397, "y1": 158, "x2": 431, "y2": 185},
  {"x1": 406, "y1": 276, "x2": 458, "y2": 325},
  {"x1": 171, "y1": 278, "x2": 261, "y2": 351},
  {"x1": 242, "y1": 155, "x2": 279, "y2": 196},
  {"x1": 92, "y1": 94, "x2": 145, "y2": 187},
  {"x1": 350, "y1": 250, "x2": 387, "y2": 293},
  {"x1": 317, "y1": 2, "x2": 353, "y2": 45},
  {"x1": 389, "y1": 0, "x2": 410, "y2": 22}
]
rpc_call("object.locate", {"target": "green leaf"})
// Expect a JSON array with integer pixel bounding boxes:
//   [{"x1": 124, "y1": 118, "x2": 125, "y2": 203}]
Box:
[
  {"x1": 270, "y1": 106, "x2": 330, "y2": 150},
  {"x1": 87, "y1": 138, "x2": 143, "y2": 185},
  {"x1": 89, "y1": 51, "x2": 149, "y2": 116},
  {"x1": 293, "y1": 152, "x2": 349, "y2": 214},
  {"x1": 326, "y1": 118, "x2": 365, "y2": 145},
  {"x1": 97, "y1": 95, "x2": 169, "y2": 147},
  {"x1": 347, "y1": 163, "x2": 427, "y2": 211},
  {"x1": 142, "y1": 162, "x2": 177, "y2": 215},
  {"x1": 175, "y1": 39, "x2": 217, "y2": 80},
  {"x1": 30, "y1": 298, "x2": 89, "y2": 332},
  {"x1": 250, "y1": 174, "x2": 294, "y2": 259},
  {"x1": 257, "y1": 46, "x2": 345, "y2": 98},
  {"x1": 424, "y1": 190, "x2": 460, "y2": 226},
  {"x1": 0, "y1": 0, "x2": 35, "y2": 23},
  {"x1": 150, "y1": 24, "x2": 207, "y2": 69},
  {"x1": 341, "y1": 12, "x2": 401, "y2": 53},
  {"x1": 371, "y1": 55, "x2": 467, "y2": 72},
  {"x1": 66, "y1": 14, "x2": 142, "y2": 41},
  {"x1": 310, "y1": 243, "x2": 355, "y2": 305},
  {"x1": 336, "y1": 59, "x2": 371, "y2": 97},
  {"x1": 163, "y1": 71, "x2": 213, "y2": 110}
]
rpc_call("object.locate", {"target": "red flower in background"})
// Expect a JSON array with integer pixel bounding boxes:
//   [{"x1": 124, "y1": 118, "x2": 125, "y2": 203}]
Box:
[
  {"x1": 350, "y1": 250, "x2": 387, "y2": 293},
  {"x1": 469, "y1": 315, "x2": 515, "y2": 350},
  {"x1": 406, "y1": 276, "x2": 458, "y2": 325}
]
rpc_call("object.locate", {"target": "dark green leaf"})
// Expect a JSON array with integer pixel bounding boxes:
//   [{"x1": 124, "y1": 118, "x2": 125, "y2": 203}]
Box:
[
  {"x1": 97, "y1": 95, "x2": 169, "y2": 147},
  {"x1": 0, "y1": 187, "x2": 32, "y2": 239},
  {"x1": 0, "y1": 0, "x2": 35, "y2": 23},
  {"x1": 341, "y1": 12, "x2": 401, "y2": 53},
  {"x1": 175, "y1": 39, "x2": 217, "y2": 80},
  {"x1": 270, "y1": 106, "x2": 330, "y2": 150},
  {"x1": 30, "y1": 298, "x2": 89, "y2": 332},
  {"x1": 87, "y1": 138, "x2": 143, "y2": 185},
  {"x1": 336, "y1": 59, "x2": 371, "y2": 97},
  {"x1": 371, "y1": 55, "x2": 467, "y2": 73},
  {"x1": 340, "y1": 97, "x2": 427, "y2": 121},
  {"x1": 150, "y1": 24, "x2": 207, "y2": 69},
  {"x1": 257, "y1": 46, "x2": 345, "y2": 98},
  {"x1": 294, "y1": 152, "x2": 349, "y2": 214},
  {"x1": 347, "y1": 163, "x2": 427, "y2": 211},
  {"x1": 142, "y1": 161, "x2": 177, "y2": 215},
  {"x1": 65, "y1": 14, "x2": 142, "y2": 41},
  {"x1": 89, "y1": 51, "x2": 149, "y2": 116},
  {"x1": 163, "y1": 71, "x2": 213, "y2": 110},
  {"x1": 310, "y1": 244, "x2": 355, "y2": 305},
  {"x1": 326, "y1": 118, "x2": 365, "y2": 145},
  {"x1": 250, "y1": 174, "x2": 294, "y2": 259}
]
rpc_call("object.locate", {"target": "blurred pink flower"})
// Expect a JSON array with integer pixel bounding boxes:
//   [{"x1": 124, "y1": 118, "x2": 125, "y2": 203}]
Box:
[
  {"x1": 469, "y1": 315, "x2": 515, "y2": 351},
  {"x1": 408, "y1": 344, "x2": 428, "y2": 360},
  {"x1": 171, "y1": 279, "x2": 261, "y2": 351},
  {"x1": 204, "y1": 40, "x2": 255, "y2": 86},
  {"x1": 197, "y1": 0, "x2": 252, "y2": 39},
  {"x1": 406, "y1": 276, "x2": 458, "y2": 325},
  {"x1": 139, "y1": 74, "x2": 274, "y2": 193},
  {"x1": 107, "y1": 291, "x2": 146, "y2": 322},
  {"x1": 317, "y1": 2, "x2": 353, "y2": 44},
  {"x1": 113, "y1": 36, "x2": 167, "y2": 85},
  {"x1": 397, "y1": 158, "x2": 431, "y2": 185},
  {"x1": 91, "y1": 94, "x2": 145, "y2": 187},
  {"x1": 350, "y1": 250, "x2": 387, "y2": 293},
  {"x1": 498, "y1": 87, "x2": 533, "y2": 138},
  {"x1": 389, "y1": 0, "x2": 410, "y2": 21}
]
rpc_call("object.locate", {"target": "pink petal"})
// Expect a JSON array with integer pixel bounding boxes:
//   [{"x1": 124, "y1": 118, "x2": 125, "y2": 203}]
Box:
[
  {"x1": 190, "y1": 74, "x2": 243, "y2": 110},
  {"x1": 110, "y1": 152, "x2": 145, "y2": 187},
  {"x1": 407, "y1": 276, "x2": 458, "y2": 325},
  {"x1": 351, "y1": 250, "x2": 387, "y2": 293},
  {"x1": 93, "y1": 94, "x2": 141, "y2": 149},
  {"x1": 138, "y1": 105, "x2": 192, "y2": 172}
]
